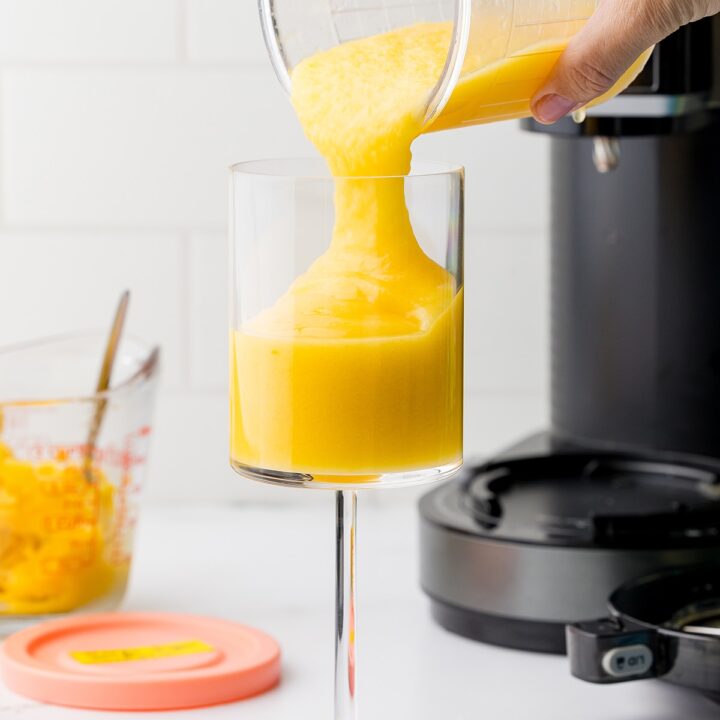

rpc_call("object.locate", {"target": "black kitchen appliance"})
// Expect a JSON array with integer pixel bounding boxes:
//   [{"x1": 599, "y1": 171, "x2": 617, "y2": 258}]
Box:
[{"x1": 420, "y1": 15, "x2": 720, "y2": 692}]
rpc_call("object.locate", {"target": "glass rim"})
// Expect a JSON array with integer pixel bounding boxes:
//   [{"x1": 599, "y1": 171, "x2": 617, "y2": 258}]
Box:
[
  {"x1": 229, "y1": 157, "x2": 464, "y2": 181},
  {"x1": 257, "y1": 0, "x2": 472, "y2": 126},
  {"x1": 0, "y1": 330, "x2": 160, "y2": 409}
]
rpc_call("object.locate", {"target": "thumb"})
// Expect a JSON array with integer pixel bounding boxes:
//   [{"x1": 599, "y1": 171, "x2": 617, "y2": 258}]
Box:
[{"x1": 530, "y1": 0, "x2": 675, "y2": 124}]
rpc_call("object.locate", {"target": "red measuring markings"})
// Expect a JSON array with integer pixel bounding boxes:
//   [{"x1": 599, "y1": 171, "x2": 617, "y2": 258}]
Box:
[
  {"x1": 109, "y1": 471, "x2": 133, "y2": 566},
  {"x1": 39, "y1": 478, "x2": 90, "y2": 498},
  {"x1": 15, "y1": 427, "x2": 152, "y2": 469},
  {"x1": 43, "y1": 513, "x2": 97, "y2": 533},
  {"x1": 59, "y1": 498, "x2": 90, "y2": 511}
]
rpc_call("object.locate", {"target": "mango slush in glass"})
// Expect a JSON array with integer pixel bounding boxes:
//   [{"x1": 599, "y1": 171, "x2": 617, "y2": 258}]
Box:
[
  {"x1": 230, "y1": 23, "x2": 646, "y2": 481},
  {"x1": 230, "y1": 172, "x2": 464, "y2": 478}
]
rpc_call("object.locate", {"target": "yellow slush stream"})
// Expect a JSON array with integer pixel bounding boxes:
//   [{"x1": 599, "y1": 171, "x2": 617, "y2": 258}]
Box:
[{"x1": 230, "y1": 22, "x2": 646, "y2": 481}]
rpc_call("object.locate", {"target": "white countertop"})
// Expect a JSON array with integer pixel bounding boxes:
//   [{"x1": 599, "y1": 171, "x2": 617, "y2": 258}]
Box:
[{"x1": 1, "y1": 496, "x2": 717, "y2": 720}]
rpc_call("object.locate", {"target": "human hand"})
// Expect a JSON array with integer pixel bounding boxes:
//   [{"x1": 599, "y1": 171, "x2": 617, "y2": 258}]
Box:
[{"x1": 531, "y1": 0, "x2": 720, "y2": 123}]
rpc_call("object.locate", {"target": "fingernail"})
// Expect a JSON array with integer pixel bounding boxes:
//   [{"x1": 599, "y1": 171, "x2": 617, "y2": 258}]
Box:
[{"x1": 533, "y1": 94, "x2": 582, "y2": 124}]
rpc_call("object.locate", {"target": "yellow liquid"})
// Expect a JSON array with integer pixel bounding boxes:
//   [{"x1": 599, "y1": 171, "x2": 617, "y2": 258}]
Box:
[
  {"x1": 231, "y1": 171, "x2": 463, "y2": 477},
  {"x1": 0, "y1": 443, "x2": 127, "y2": 614},
  {"x1": 230, "y1": 22, "x2": 645, "y2": 481},
  {"x1": 430, "y1": 34, "x2": 651, "y2": 131}
]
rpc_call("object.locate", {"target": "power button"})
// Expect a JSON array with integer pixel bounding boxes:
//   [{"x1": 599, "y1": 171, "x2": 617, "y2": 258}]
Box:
[{"x1": 601, "y1": 645, "x2": 654, "y2": 678}]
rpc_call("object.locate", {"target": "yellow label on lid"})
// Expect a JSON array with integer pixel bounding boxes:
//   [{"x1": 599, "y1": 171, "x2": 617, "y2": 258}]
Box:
[{"x1": 70, "y1": 639, "x2": 214, "y2": 664}]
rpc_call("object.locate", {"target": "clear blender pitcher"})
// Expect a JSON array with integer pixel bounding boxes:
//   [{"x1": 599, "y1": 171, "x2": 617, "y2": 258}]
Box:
[
  {"x1": 260, "y1": 0, "x2": 596, "y2": 127},
  {"x1": 260, "y1": 0, "x2": 648, "y2": 129}
]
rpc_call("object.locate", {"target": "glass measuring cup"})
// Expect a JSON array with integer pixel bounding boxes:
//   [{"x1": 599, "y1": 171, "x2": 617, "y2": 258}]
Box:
[
  {"x1": 260, "y1": 0, "x2": 647, "y2": 129},
  {"x1": 0, "y1": 332, "x2": 159, "y2": 632}
]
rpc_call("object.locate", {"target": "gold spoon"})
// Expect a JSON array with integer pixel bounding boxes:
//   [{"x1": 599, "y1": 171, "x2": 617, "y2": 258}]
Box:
[{"x1": 84, "y1": 290, "x2": 130, "y2": 482}]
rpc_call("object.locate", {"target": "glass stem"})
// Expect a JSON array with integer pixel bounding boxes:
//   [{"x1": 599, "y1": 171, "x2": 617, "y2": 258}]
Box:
[{"x1": 335, "y1": 490, "x2": 357, "y2": 720}]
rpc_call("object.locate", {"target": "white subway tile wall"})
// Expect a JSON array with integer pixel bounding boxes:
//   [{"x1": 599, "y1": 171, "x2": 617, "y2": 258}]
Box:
[
  {"x1": 186, "y1": 0, "x2": 267, "y2": 64},
  {"x1": 0, "y1": 0, "x2": 180, "y2": 63},
  {"x1": 0, "y1": 231, "x2": 186, "y2": 387},
  {"x1": 2, "y1": 67, "x2": 312, "y2": 227},
  {"x1": 0, "y1": 1, "x2": 549, "y2": 502}
]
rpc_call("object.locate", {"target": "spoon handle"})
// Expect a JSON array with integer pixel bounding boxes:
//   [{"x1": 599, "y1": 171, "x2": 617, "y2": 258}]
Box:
[{"x1": 85, "y1": 290, "x2": 130, "y2": 480}]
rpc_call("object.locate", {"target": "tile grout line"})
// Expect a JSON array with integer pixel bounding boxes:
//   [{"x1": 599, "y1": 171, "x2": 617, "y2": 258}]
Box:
[
  {"x1": 178, "y1": 232, "x2": 193, "y2": 390},
  {"x1": 0, "y1": 69, "x2": 5, "y2": 227},
  {"x1": 176, "y1": 0, "x2": 188, "y2": 63},
  {"x1": 0, "y1": 224, "x2": 227, "y2": 235},
  {"x1": 153, "y1": 387, "x2": 548, "y2": 400},
  {"x1": 465, "y1": 388, "x2": 548, "y2": 398},
  {"x1": 0, "y1": 224, "x2": 545, "y2": 238},
  {"x1": 0, "y1": 60, "x2": 186, "y2": 69},
  {"x1": 0, "y1": 59, "x2": 268, "y2": 70}
]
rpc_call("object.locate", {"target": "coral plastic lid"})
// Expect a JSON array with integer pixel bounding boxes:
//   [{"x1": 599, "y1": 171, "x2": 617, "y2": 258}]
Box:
[{"x1": 0, "y1": 612, "x2": 281, "y2": 711}]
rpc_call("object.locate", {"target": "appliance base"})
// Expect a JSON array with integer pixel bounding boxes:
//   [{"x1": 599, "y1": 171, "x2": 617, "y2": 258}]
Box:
[
  {"x1": 429, "y1": 599, "x2": 567, "y2": 654},
  {"x1": 420, "y1": 433, "x2": 720, "y2": 655}
]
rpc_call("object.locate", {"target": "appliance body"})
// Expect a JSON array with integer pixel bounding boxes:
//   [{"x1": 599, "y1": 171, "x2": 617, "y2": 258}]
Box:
[
  {"x1": 549, "y1": 122, "x2": 720, "y2": 457},
  {"x1": 420, "y1": 17, "x2": 720, "y2": 660},
  {"x1": 548, "y1": 18, "x2": 720, "y2": 458}
]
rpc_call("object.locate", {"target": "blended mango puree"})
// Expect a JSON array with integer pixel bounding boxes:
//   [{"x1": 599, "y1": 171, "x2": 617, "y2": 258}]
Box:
[
  {"x1": 230, "y1": 22, "x2": 646, "y2": 480},
  {"x1": 0, "y1": 443, "x2": 127, "y2": 614}
]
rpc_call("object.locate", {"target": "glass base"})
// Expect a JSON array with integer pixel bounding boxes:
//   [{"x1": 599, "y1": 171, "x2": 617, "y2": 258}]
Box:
[{"x1": 230, "y1": 459, "x2": 463, "y2": 490}]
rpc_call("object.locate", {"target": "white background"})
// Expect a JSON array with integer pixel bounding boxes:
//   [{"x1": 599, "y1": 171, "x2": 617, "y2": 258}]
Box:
[
  {"x1": 1, "y1": 7, "x2": 717, "y2": 719},
  {"x1": 0, "y1": 0, "x2": 550, "y2": 503}
]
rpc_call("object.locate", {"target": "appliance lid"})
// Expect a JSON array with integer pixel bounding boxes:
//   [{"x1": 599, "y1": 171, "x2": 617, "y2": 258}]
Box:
[{"x1": 458, "y1": 453, "x2": 720, "y2": 549}]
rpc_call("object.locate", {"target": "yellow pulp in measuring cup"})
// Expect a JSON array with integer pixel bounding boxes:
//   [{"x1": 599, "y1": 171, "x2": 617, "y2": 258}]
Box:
[
  {"x1": 0, "y1": 443, "x2": 127, "y2": 614},
  {"x1": 230, "y1": 22, "x2": 646, "y2": 480}
]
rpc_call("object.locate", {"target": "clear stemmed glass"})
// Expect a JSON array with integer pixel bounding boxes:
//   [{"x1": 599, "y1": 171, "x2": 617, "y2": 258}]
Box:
[{"x1": 229, "y1": 158, "x2": 464, "y2": 718}]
